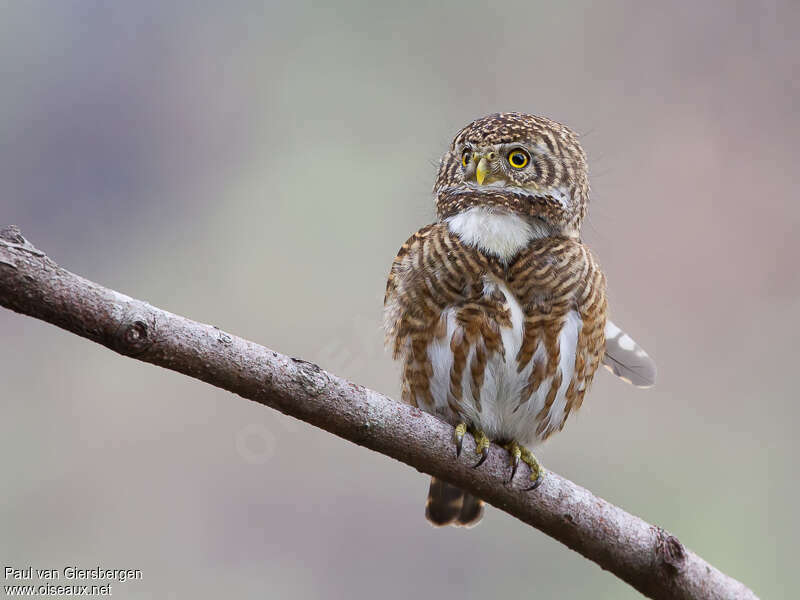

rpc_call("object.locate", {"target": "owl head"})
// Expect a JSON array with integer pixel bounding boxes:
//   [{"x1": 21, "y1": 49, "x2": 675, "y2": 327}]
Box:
[{"x1": 434, "y1": 113, "x2": 589, "y2": 238}]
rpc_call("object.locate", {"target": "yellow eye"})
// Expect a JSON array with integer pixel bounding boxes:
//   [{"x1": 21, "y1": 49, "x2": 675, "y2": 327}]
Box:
[
  {"x1": 461, "y1": 150, "x2": 471, "y2": 167},
  {"x1": 507, "y1": 149, "x2": 529, "y2": 169}
]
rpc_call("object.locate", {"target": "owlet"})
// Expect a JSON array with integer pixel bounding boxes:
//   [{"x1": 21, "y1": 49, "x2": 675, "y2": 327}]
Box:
[{"x1": 383, "y1": 112, "x2": 656, "y2": 527}]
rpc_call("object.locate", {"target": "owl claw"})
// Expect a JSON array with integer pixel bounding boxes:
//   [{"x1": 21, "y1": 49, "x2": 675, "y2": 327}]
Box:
[
  {"x1": 471, "y1": 429, "x2": 491, "y2": 468},
  {"x1": 454, "y1": 423, "x2": 467, "y2": 458},
  {"x1": 504, "y1": 442, "x2": 544, "y2": 491},
  {"x1": 520, "y1": 445, "x2": 543, "y2": 491},
  {"x1": 505, "y1": 441, "x2": 523, "y2": 483},
  {"x1": 509, "y1": 455, "x2": 520, "y2": 483},
  {"x1": 473, "y1": 446, "x2": 489, "y2": 469},
  {"x1": 523, "y1": 474, "x2": 543, "y2": 491}
]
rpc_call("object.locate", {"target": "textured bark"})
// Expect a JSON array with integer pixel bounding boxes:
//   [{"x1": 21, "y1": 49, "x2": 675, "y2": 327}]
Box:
[{"x1": 0, "y1": 226, "x2": 758, "y2": 600}]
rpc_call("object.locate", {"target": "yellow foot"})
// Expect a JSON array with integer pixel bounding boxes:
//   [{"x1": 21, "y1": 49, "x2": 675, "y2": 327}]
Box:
[
  {"x1": 472, "y1": 428, "x2": 491, "y2": 468},
  {"x1": 453, "y1": 423, "x2": 491, "y2": 468},
  {"x1": 504, "y1": 441, "x2": 544, "y2": 491}
]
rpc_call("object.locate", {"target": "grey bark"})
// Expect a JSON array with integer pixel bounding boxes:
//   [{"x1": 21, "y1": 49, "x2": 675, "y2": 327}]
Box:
[{"x1": 0, "y1": 225, "x2": 758, "y2": 600}]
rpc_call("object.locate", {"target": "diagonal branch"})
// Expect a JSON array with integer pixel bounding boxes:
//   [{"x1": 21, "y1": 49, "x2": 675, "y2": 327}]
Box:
[{"x1": 0, "y1": 225, "x2": 758, "y2": 600}]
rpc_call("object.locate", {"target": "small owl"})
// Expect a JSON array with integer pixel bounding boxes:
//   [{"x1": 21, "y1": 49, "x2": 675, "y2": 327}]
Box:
[{"x1": 383, "y1": 112, "x2": 655, "y2": 527}]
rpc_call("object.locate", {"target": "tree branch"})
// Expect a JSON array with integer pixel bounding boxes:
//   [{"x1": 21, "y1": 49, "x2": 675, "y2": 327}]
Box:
[{"x1": 0, "y1": 225, "x2": 758, "y2": 600}]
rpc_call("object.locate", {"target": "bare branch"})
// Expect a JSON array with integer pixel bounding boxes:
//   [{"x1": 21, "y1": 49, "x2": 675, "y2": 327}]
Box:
[{"x1": 0, "y1": 226, "x2": 758, "y2": 600}]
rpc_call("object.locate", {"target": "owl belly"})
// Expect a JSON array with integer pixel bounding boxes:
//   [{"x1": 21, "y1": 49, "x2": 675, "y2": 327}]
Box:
[{"x1": 425, "y1": 281, "x2": 582, "y2": 447}]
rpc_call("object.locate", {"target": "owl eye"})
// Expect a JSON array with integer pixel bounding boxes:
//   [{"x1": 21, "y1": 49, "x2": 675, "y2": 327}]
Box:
[
  {"x1": 461, "y1": 150, "x2": 471, "y2": 167},
  {"x1": 507, "y1": 149, "x2": 530, "y2": 169}
]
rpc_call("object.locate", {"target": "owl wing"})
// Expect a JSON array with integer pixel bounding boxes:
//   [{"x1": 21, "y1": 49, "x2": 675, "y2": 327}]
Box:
[
  {"x1": 383, "y1": 223, "x2": 474, "y2": 407},
  {"x1": 503, "y1": 239, "x2": 609, "y2": 436},
  {"x1": 602, "y1": 320, "x2": 657, "y2": 388},
  {"x1": 385, "y1": 223, "x2": 452, "y2": 354},
  {"x1": 384, "y1": 225, "x2": 491, "y2": 528}
]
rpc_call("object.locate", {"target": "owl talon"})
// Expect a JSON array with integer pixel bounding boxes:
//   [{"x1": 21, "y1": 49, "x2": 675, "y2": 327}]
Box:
[
  {"x1": 505, "y1": 441, "x2": 523, "y2": 483},
  {"x1": 473, "y1": 446, "x2": 489, "y2": 469},
  {"x1": 509, "y1": 455, "x2": 520, "y2": 483},
  {"x1": 454, "y1": 423, "x2": 467, "y2": 458},
  {"x1": 519, "y1": 446, "x2": 543, "y2": 491},
  {"x1": 472, "y1": 429, "x2": 491, "y2": 468},
  {"x1": 524, "y1": 474, "x2": 543, "y2": 491}
]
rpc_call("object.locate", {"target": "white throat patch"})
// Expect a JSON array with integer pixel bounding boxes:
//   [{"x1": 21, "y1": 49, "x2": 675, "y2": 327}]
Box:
[{"x1": 446, "y1": 207, "x2": 547, "y2": 262}]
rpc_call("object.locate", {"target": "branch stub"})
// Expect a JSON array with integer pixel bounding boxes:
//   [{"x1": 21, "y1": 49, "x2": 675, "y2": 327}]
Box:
[{"x1": 113, "y1": 313, "x2": 157, "y2": 356}]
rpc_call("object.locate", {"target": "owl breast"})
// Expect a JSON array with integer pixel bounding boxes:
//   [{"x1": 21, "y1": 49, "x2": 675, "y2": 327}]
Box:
[{"x1": 423, "y1": 278, "x2": 583, "y2": 447}]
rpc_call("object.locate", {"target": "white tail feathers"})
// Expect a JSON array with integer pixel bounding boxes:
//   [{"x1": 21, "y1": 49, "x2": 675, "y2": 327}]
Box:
[{"x1": 603, "y1": 320, "x2": 657, "y2": 388}]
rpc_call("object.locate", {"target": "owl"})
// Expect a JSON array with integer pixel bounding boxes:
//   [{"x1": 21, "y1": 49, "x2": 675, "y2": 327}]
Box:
[{"x1": 383, "y1": 112, "x2": 656, "y2": 527}]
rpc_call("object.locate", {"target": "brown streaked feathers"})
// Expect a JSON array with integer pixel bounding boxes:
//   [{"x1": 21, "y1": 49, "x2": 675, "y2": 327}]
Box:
[
  {"x1": 384, "y1": 222, "x2": 607, "y2": 436},
  {"x1": 425, "y1": 477, "x2": 484, "y2": 528},
  {"x1": 383, "y1": 112, "x2": 649, "y2": 528}
]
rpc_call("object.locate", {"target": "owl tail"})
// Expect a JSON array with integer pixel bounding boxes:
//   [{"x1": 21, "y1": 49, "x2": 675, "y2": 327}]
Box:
[
  {"x1": 603, "y1": 320, "x2": 657, "y2": 388},
  {"x1": 425, "y1": 477, "x2": 484, "y2": 528}
]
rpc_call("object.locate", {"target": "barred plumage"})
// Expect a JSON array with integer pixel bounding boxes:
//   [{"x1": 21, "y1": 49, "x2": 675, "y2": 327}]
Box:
[
  {"x1": 384, "y1": 223, "x2": 606, "y2": 442},
  {"x1": 384, "y1": 113, "x2": 654, "y2": 528}
]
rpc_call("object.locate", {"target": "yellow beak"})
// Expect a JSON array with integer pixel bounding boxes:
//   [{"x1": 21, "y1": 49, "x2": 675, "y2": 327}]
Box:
[{"x1": 476, "y1": 157, "x2": 489, "y2": 185}]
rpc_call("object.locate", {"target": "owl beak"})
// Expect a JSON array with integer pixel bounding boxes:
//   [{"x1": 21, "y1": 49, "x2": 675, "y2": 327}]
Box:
[{"x1": 476, "y1": 157, "x2": 489, "y2": 185}]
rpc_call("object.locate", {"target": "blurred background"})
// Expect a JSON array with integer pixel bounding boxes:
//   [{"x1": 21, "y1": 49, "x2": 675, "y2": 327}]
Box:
[{"x1": 1, "y1": 1, "x2": 797, "y2": 598}]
